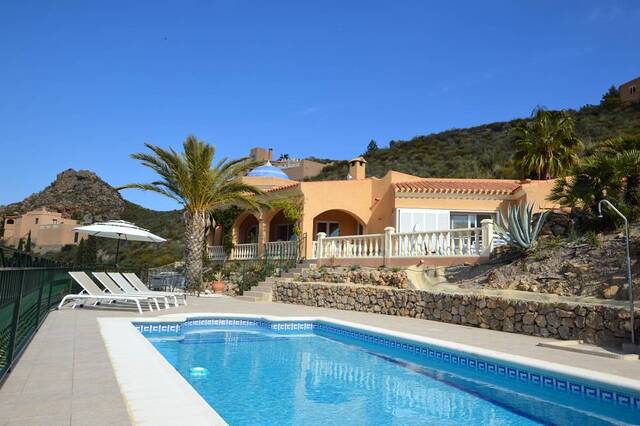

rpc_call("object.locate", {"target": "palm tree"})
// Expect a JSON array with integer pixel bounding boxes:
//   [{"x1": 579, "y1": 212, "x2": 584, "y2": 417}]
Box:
[
  {"x1": 549, "y1": 135, "x2": 640, "y2": 223},
  {"x1": 514, "y1": 108, "x2": 583, "y2": 180},
  {"x1": 120, "y1": 135, "x2": 264, "y2": 292}
]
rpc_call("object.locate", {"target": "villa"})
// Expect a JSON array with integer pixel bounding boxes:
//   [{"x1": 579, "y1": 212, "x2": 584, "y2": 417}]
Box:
[
  {"x1": 2, "y1": 207, "x2": 86, "y2": 252},
  {"x1": 209, "y1": 157, "x2": 558, "y2": 266}
]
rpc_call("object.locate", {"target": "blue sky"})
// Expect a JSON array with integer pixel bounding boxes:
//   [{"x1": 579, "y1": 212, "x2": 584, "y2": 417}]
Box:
[{"x1": 1, "y1": 1, "x2": 639, "y2": 211}]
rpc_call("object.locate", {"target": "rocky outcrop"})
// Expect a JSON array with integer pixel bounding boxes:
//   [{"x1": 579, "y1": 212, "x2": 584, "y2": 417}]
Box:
[
  {"x1": 449, "y1": 233, "x2": 640, "y2": 301},
  {"x1": 274, "y1": 281, "x2": 638, "y2": 345},
  {"x1": 0, "y1": 169, "x2": 125, "y2": 222}
]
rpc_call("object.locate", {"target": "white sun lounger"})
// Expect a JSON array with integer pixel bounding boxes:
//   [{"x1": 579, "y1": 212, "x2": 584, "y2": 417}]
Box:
[
  {"x1": 121, "y1": 272, "x2": 187, "y2": 305},
  {"x1": 108, "y1": 272, "x2": 180, "y2": 307},
  {"x1": 92, "y1": 272, "x2": 165, "y2": 311},
  {"x1": 59, "y1": 272, "x2": 152, "y2": 314}
]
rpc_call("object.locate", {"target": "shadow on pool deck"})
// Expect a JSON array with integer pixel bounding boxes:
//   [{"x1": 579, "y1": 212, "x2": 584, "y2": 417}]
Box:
[{"x1": 1, "y1": 296, "x2": 639, "y2": 425}]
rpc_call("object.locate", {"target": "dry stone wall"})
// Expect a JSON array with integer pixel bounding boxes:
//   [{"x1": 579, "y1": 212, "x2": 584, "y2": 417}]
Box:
[
  {"x1": 296, "y1": 267, "x2": 409, "y2": 289},
  {"x1": 273, "y1": 281, "x2": 638, "y2": 345}
]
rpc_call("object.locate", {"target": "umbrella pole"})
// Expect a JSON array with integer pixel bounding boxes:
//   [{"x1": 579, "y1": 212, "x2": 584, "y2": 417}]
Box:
[{"x1": 115, "y1": 238, "x2": 120, "y2": 267}]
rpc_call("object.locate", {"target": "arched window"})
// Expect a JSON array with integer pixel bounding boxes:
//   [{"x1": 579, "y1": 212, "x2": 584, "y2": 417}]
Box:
[
  {"x1": 630, "y1": 85, "x2": 637, "y2": 95},
  {"x1": 6, "y1": 219, "x2": 14, "y2": 225}
]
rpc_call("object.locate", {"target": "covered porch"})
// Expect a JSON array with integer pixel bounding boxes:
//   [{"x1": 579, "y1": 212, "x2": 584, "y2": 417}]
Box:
[{"x1": 208, "y1": 208, "x2": 497, "y2": 266}]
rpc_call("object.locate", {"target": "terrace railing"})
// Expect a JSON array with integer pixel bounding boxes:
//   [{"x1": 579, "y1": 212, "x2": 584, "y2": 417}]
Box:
[
  {"x1": 389, "y1": 228, "x2": 483, "y2": 257},
  {"x1": 264, "y1": 241, "x2": 299, "y2": 259},
  {"x1": 230, "y1": 243, "x2": 259, "y2": 260},
  {"x1": 313, "y1": 220, "x2": 495, "y2": 260},
  {"x1": 208, "y1": 245, "x2": 227, "y2": 261},
  {"x1": 209, "y1": 234, "x2": 307, "y2": 261},
  {"x1": 321, "y1": 234, "x2": 385, "y2": 258}
]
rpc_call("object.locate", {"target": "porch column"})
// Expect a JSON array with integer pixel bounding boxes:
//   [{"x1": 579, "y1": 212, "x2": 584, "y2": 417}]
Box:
[
  {"x1": 302, "y1": 214, "x2": 315, "y2": 260},
  {"x1": 316, "y1": 232, "x2": 326, "y2": 259},
  {"x1": 230, "y1": 226, "x2": 239, "y2": 260},
  {"x1": 481, "y1": 219, "x2": 494, "y2": 256},
  {"x1": 257, "y1": 218, "x2": 267, "y2": 257},
  {"x1": 383, "y1": 226, "x2": 394, "y2": 266}
]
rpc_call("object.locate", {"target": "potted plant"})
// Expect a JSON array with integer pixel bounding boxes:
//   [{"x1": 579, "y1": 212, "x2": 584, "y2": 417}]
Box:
[{"x1": 211, "y1": 271, "x2": 225, "y2": 294}]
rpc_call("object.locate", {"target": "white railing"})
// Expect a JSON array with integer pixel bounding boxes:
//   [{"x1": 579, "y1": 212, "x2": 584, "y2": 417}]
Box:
[
  {"x1": 390, "y1": 228, "x2": 482, "y2": 257},
  {"x1": 313, "y1": 220, "x2": 494, "y2": 260},
  {"x1": 321, "y1": 234, "x2": 385, "y2": 258},
  {"x1": 264, "y1": 241, "x2": 299, "y2": 259},
  {"x1": 208, "y1": 245, "x2": 227, "y2": 261},
  {"x1": 231, "y1": 243, "x2": 258, "y2": 260}
]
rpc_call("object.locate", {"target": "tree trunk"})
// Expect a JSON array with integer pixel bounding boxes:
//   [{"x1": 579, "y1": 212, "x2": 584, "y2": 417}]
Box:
[{"x1": 184, "y1": 210, "x2": 207, "y2": 294}]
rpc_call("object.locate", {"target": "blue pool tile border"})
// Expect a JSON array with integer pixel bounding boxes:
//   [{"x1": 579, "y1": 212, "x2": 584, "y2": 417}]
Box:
[{"x1": 134, "y1": 317, "x2": 640, "y2": 411}]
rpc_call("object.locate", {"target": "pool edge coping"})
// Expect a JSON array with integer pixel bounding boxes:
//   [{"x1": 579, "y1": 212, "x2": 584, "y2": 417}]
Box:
[
  {"x1": 97, "y1": 316, "x2": 227, "y2": 426},
  {"x1": 100, "y1": 312, "x2": 640, "y2": 424}
]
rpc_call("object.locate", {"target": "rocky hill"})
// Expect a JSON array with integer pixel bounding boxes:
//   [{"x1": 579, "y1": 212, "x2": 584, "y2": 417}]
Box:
[
  {"x1": 0, "y1": 169, "x2": 125, "y2": 223},
  {"x1": 0, "y1": 169, "x2": 184, "y2": 267}
]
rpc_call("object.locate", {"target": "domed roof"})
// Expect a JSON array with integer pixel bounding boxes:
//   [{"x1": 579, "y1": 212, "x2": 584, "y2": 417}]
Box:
[{"x1": 247, "y1": 161, "x2": 289, "y2": 179}]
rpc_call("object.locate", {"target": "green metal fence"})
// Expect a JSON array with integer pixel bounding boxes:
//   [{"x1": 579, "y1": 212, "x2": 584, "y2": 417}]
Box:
[
  {"x1": 0, "y1": 267, "x2": 75, "y2": 383},
  {"x1": 0, "y1": 245, "x2": 152, "y2": 383}
]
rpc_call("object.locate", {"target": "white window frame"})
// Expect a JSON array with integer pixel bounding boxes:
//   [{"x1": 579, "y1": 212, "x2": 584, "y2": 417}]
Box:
[
  {"x1": 450, "y1": 211, "x2": 497, "y2": 229},
  {"x1": 395, "y1": 208, "x2": 450, "y2": 233}
]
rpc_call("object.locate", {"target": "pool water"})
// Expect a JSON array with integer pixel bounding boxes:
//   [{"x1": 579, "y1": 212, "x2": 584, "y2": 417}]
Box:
[{"x1": 147, "y1": 324, "x2": 638, "y2": 426}]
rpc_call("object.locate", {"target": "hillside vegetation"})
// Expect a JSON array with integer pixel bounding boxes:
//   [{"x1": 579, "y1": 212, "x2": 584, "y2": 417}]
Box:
[{"x1": 312, "y1": 102, "x2": 640, "y2": 181}]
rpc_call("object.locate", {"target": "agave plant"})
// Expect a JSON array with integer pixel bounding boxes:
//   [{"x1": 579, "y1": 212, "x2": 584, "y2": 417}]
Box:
[{"x1": 494, "y1": 203, "x2": 549, "y2": 251}]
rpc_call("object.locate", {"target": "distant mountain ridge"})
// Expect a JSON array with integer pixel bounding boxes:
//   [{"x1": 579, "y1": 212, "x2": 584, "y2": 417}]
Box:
[{"x1": 311, "y1": 102, "x2": 640, "y2": 181}]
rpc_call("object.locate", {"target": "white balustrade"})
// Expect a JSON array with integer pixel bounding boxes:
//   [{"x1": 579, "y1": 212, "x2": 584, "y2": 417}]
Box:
[
  {"x1": 320, "y1": 234, "x2": 384, "y2": 258},
  {"x1": 207, "y1": 245, "x2": 227, "y2": 261},
  {"x1": 389, "y1": 228, "x2": 482, "y2": 257},
  {"x1": 314, "y1": 221, "x2": 494, "y2": 260},
  {"x1": 231, "y1": 243, "x2": 258, "y2": 260},
  {"x1": 264, "y1": 241, "x2": 299, "y2": 259}
]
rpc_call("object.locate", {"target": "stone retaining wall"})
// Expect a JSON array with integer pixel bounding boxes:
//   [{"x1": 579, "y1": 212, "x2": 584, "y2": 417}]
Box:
[
  {"x1": 296, "y1": 267, "x2": 409, "y2": 289},
  {"x1": 273, "y1": 281, "x2": 639, "y2": 345}
]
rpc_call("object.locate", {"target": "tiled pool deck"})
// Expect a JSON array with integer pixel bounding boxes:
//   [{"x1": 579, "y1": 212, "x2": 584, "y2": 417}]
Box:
[{"x1": 1, "y1": 296, "x2": 640, "y2": 425}]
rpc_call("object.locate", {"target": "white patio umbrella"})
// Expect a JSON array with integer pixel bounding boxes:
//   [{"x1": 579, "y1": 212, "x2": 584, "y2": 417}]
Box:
[{"x1": 73, "y1": 220, "x2": 166, "y2": 265}]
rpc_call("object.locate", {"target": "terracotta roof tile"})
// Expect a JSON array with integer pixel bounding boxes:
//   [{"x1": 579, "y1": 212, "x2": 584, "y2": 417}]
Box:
[
  {"x1": 263, "y1": 182, "x2": 300, "y2": 193},
  {"x1": 394, "y1": 179, "x2": 521, "y2": 196}
]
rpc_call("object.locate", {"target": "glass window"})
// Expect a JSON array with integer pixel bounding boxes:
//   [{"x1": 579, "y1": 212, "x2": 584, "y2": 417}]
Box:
[
  {"x1": 450, "y1": 214, "x2": 470, "y2": 229},
  {"x1": 450, "y1": 212, "x2": 496, "y2": 229},
  {"x1": 245, "y1": 226, "x2": 258, "y2": 243},
  {"x1": 275, "y1": 224, "x2": 295, "y2": 241},
  {"x1": 315, "y1": 222, "x2": 340, "y2": 238}
]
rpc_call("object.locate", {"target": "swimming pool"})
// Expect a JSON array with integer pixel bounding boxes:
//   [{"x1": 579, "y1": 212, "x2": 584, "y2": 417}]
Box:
[{"x1": 136, "y1": 316, "x2": 640, "y2": 425}]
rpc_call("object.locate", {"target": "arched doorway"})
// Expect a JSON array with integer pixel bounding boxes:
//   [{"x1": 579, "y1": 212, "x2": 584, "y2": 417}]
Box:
[
  {"x1": 312, "y1": 209, "x2": 364, "y2": 239},
  {"x1": 235, "y1": 214, "x2": 259, "y2": 244},
  {"x1": 268, "y1": 210, "x2": 297, "y2": 242}
]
